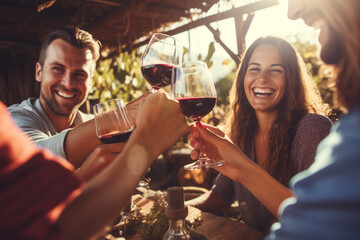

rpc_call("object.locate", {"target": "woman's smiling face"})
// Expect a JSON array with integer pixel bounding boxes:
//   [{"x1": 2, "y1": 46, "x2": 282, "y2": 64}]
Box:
[{"x1": 244, "y1": 44, "x2": 286, "y2": 113}]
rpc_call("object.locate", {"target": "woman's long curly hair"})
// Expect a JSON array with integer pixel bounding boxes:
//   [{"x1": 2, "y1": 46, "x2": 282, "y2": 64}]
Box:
[{"x1": 227, "y1": 36, "x2": 329, "y2": 185}]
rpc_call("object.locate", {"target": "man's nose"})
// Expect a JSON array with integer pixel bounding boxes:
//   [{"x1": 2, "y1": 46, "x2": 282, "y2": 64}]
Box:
[
  {"x1": 62, "y1": 73, "x2": 74, "y2": 87},
  {"x1": 287, "y1": 0, "x2": 304, "y2": 20}
]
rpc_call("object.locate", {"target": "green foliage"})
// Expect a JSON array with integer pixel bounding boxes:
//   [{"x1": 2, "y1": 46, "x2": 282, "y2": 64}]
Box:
[
  {"x1": 215, "y1": 64, "x2": 236, "y2": 106},
  {"x1": 197, "y1": 41, "x2": 216, "y2": 68},
  {"x1": 291, "y1": 39, "x2": 322, "y2": 83},
  {"x1": 136, "y1": 193, "x2": 169, "y2": 240},
  {"x1": 90, "y1": 50, "x2": 149, "y2": 104}
]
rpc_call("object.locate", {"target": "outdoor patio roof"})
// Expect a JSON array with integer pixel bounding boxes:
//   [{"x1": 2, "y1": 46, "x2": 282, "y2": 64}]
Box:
[{"x1": 0, "y1": 0, "x2": 221, "y2": 57}]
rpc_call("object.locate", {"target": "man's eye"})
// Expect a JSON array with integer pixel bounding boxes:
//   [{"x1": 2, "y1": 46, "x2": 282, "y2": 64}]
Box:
[
  {"x1": 74, "y1": 72, "x2": 87, "y2": 80},
  {"x1": 53, "y1": 67, "x2": 64, "y2": 73}
]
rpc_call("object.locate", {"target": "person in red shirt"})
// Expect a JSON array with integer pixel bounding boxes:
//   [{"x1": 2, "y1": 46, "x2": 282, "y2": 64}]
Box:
[{"x1": 0, "y1": 92, "x2": 188, "y2": 239}]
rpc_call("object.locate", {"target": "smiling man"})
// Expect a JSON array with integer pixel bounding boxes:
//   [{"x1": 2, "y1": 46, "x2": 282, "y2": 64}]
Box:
[
  {"x1": 264, "y1": 0, "x2": 360, "y2": 239},
  {"x1": 7, "y1": 27, "x2": 144, "y2": 168}
]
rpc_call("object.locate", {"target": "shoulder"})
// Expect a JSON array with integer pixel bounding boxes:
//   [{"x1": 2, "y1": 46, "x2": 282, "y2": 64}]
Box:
[
  {"x1": 323, "y1": 107, "x2": 360, "y2": 157},
  {"x1": 7, "y1": 98, "x2": 40, "y2": 122},
  {"x1": 334, "y1": 106, "x2": 360, "y2": 132},
  {"x1": 295, "y1": 113, "x2": 332, "y2": 138},
  {"x1": 293, "y1": 113, "x2": 333, "y2": 147},
  {"x1": 297, "y1": 113, "x2": 332, "y2": 131},
  {"x1": 7, "y1": 98, "x2": 52, "y2": 131},
  {"x1": 290, "y1": 114, "x2": 332, "y2": 172},
  {"x1": 300, "y1": 108, "x2": 360, "y2": 175},
  {"x1": 8, "y1": 98, "x2": 37, "y2": 113}
]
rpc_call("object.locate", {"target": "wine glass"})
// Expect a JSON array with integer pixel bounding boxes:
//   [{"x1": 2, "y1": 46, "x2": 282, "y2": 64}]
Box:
[
  {"x1": 93, "y1": 98, "x2": 134, "y2": 144},
  {"x1": 171, "y1": 61, "x2": 225, "y2": 170},
  {"x1": 93, "y1": 99, "x2": 149, "y2": 187},
  {"x1": 141, "y1": 33, "x2": 183, "y2": 92}
]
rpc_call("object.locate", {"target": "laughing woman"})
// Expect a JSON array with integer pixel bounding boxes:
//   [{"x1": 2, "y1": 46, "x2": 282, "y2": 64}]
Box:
[{"x1": 186, "y1": 36, "x2": 332, "y2": 232}]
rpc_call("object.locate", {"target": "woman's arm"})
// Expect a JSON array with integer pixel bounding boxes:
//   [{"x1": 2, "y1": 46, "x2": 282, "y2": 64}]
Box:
[{"x1": 189, "y1": 123, "x2": 293, "y2": 218}]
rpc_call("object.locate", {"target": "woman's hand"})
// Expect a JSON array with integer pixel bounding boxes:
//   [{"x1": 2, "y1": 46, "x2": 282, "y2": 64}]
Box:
[
  {"x1": 188, "y1": 122, "x2": 225, "y2": 161},
  {"x1": 188, "y1": 122, "x2": 249, "y2": 182}
]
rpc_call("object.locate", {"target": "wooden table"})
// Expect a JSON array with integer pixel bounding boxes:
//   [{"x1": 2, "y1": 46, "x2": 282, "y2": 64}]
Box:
[
  {"x1": 194, "y1": 212, "x2": 264, "y2": 240},
  {"x1": 106, "y1": 194, "x2": 265, "y2": 240}
]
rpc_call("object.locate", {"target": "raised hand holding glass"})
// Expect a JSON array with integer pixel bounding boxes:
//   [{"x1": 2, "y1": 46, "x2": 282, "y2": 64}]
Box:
[
  {"x1": 94, "y1": 98, "x2": 150, "y2": 187},
  {"x1": 171, "y1": 61, "x2": 224, "y2": 170}
]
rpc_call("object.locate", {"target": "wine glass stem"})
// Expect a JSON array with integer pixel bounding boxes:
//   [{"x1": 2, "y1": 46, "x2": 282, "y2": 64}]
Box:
[{"x1": 195, "y1": 120, "x2": 207, "y2": 160}]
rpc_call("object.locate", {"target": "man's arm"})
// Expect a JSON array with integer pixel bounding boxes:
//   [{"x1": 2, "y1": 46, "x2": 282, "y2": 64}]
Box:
[
  {"x1": 9, "y1": 94, "x2": 150, "y2": 168},
  {"x1": 64, "y1": 93, "x2": 151, "y2": 168},
  {"x1": 64, "y1": 119, "x2": 102, "y2": 168}
]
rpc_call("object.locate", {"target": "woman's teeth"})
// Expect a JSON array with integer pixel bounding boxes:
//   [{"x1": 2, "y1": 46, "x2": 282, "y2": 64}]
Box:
[{"x1": 253, "y1": 88, "x2": 274, "y2": 96}]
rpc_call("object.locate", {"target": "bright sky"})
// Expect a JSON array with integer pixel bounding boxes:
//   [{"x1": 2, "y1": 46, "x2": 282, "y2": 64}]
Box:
[{"x1": 172, "y1": 0, "x2": 319, "y2": 81}]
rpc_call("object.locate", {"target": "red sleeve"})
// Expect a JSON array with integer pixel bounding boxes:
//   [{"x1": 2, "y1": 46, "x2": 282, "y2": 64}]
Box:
[{"x1": 0, "y1": 102, "x2": 83, "y2": 239}]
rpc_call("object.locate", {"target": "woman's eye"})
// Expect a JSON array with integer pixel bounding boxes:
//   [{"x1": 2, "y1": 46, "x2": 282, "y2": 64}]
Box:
[
  {"x1": 248, "y1": 67, "x2": 260, "y2": 72},
  {"x1": 271, "y1": 69, "x2": 283, "y2": 73}
]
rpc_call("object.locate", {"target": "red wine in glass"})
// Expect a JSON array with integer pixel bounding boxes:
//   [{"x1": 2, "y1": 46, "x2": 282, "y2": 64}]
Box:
[
  {"x1": 171, "y1": 61, "x2": 224, "y2": 170},
  {"x1": 94, "y1": 99, "x2": 149, "y2": 187},
  {"x1": 177, "y1": 97, "x2": 216, "y2": 121},
  {"x1": 141, "y1": 33, "x2": 182, "y2": 92},
  {"x1": 94, "y1": 99, "x2": 134, "y2": 144},
  {"x1": 141, "y1": 63, "x2": 175, "y2": 91},
  {"x1": 98, "y1": 129, "x2": 133, "y2": 144}
]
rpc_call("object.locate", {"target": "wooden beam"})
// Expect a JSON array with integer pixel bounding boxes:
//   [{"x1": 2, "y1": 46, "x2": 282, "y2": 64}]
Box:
[
  {"x1": 205, "y1": 23, "x2": 240, "y2": 65},
  {"x1": 130, "y1": 0, "x2": 279, "y2": 50},
  {"x1": 87, "y1": 0, "x2": 123, "y2": 7}
]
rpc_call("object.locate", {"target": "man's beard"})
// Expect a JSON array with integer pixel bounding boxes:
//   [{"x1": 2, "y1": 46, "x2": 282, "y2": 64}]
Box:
[
  {"x1": 320, "y1": 26, "x2": 344, "y2": 65},
  {"x1": 40, "y1": 88, "x2": 76, "y2": 117}
]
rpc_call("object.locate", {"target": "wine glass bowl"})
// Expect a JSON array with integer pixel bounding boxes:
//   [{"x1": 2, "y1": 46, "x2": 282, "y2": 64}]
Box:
[
  {"x1": 93, "y1": 98, "x2": 134, "y2": 144},
  {"x1": 141, "y1": 33, "x2": 183, "y2": 92},
  {"x1": 171, "y1": 61, "x2": 224, "y2": 170},
  {"x1": 93, "y1": 98, "x2": 150, "y2": 187}
]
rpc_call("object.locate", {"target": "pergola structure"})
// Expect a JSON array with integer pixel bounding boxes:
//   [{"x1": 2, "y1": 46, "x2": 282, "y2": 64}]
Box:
[{"x1": 0, "y1": 0, "x2": 278, "y2": 106}]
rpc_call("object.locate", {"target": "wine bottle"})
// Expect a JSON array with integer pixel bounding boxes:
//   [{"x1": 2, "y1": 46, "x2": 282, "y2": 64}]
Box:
[{"x1": 162, "y1": 186, "x2": 192, "y2": 240}]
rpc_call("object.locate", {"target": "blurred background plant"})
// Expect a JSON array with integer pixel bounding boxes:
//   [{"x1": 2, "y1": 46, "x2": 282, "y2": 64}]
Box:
[
  {"x1": 89, "y1": 49, "x2": 149, "y2": 105},
  {"x1": 88, "y1": 34, "x2": 342, "y2": 131}
]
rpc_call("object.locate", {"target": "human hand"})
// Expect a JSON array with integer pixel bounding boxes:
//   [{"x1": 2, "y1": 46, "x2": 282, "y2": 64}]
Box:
[
  {"x1": 134, "y1": 92, "x2": 189, "y2": 161},
  {"x1": 188, "y1": 122, "x2": 225, "y2": 161},
  {"x1": 125, "y1": 91, "x2": 151, "y2": 125},
  {"x1": 188, "y1": 122, "x2": 248, "y2": 181},
  {"x1": 75, "y1": 143, "x2": 125, "y2": 182}
]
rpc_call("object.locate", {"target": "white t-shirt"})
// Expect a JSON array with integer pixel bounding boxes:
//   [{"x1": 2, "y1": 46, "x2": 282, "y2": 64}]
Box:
[{"x1": 7, "y1": 98, "x2": 94, "y2": 159}]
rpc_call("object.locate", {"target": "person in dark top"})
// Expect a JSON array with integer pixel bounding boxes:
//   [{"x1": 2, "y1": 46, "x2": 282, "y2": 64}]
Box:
[{"x1": 186, "y1": 36, "x2": 332, "y2": 232}]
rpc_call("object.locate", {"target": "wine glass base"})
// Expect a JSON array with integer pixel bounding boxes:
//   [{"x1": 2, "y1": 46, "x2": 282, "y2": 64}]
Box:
[{"x1": 184, "y1": 158, "x2": 225, "y2": 170}]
